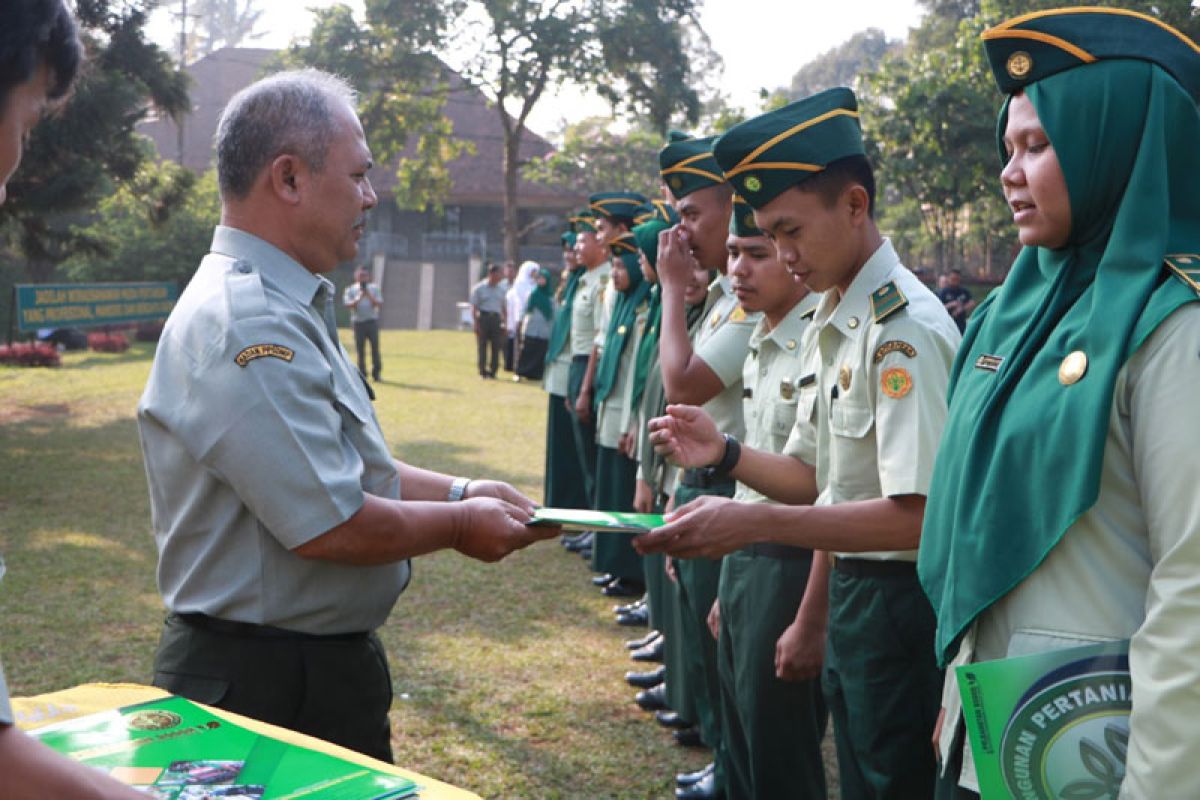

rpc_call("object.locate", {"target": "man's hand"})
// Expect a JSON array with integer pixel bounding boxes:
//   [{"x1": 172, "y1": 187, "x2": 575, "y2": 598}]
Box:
[
  {"x1": 707, "y1": 598, "x2": 721, "y2": 641},
  {"x1": 634, "y1": 494, "x2": 749, "y2": 559},
  {"x1": 452, "y1": 496, "x2": 551, "y2": 562},
  {"x1": 633, "y1": 478, "x2": 653, "y2": 513},
  {"x1": 462, "y1": 479, "x2": 538, "y2": 515},
  {"x1": 656, "y1": 226, "x2": 700, "y2": 290},
  {"x1": 574, "y1": 388, "x2": 593, "y2": 426},
  {"x1": 775, "y1": 617, "x2": 825, "y2": 682},
  {"x1": 648, "y1": 404, "x2": 724, "y2": 468}
]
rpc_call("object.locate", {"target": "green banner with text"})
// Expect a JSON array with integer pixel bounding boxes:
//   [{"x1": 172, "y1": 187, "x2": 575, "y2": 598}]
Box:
[{"x1": 15, "y1": 281, "x2": 178, "y2": 332}]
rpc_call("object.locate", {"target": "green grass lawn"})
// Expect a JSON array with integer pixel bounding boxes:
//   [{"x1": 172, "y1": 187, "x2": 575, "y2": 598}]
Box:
[{"x1": 0, "y1": 329, "x2": 728, "y2": 798}]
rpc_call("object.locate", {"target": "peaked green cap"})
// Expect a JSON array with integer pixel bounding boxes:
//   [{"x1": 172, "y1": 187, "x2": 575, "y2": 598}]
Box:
[
  {"x1": 982, "y1": 6, "x2": 1200, "y2": 102},
  {"x1": 589, "y1": 191, "x2": 648, "y2": 222},
  {"x1": 713, "y1": 87, "x2": 865, "y2": 209},
  {"x1": 729, "y1": 194, "x2": 763, "y2": 237},
  {"x1": 659, "y1": 132, "x2": 724, "y2": 199}
]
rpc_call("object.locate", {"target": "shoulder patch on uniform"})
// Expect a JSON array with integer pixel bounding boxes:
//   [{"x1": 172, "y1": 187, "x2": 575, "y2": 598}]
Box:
[
  {"x1": 1165, "y1": 254, "x2": 1200, "y2": 295},
  {"x1": 800, "y1": 307, "x2": 816, "y2": 320},
  {"x1": 872, "y1": 339, "x2": 917, "y2": 363},
  {"x1": 880, "y1": 366, "x2": 913, "y2": 399},
  {"x1": 870, "y1": 281, "x2": 909, "y2": 324},
  {"x1": 729, "y1": 306, "x2": 747, "y2": 322},
  {"x1": 235, "y1": 344, "x2": 294, "y2": 367}
]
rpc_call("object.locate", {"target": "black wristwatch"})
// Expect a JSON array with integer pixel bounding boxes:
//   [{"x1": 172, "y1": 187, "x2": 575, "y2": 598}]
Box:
[{"x1": 706, "y1": 434, "x2": 741, "y2": 479}]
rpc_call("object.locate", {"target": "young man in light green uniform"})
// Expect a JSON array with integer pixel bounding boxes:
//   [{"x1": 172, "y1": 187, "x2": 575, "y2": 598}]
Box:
[
  {"x1": 655, "y1": 132, "x2": 758, "y2": 796},
  {"x1": 713, "y1": 196, "x2": 828, "y2": 800},
  {"x1": 639, "y1": 88, "x2": 961, "y2": 799}
]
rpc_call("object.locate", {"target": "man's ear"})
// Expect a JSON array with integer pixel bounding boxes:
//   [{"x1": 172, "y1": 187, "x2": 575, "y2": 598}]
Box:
[
  {"x1": 844, "y1": 184, "x2": 870, "y2": 227},
  {"x1": 269, "y1": 155, "x2": 304, "y2": 204}
]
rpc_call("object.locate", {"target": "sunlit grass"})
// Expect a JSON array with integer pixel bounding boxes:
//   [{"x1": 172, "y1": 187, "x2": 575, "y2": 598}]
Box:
[{"x1": 0, "y1": 330, "x2": 712, "y2": 798}]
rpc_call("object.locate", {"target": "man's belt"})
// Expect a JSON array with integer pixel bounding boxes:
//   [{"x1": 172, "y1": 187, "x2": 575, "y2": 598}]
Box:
[
  {"x1": 171, "y1": 612, "x2": 369, "y2": 642},
  {"x1": 680, "y1": 467, "x2": 735, "y2": 490},
  {"x1": 832, "y1": 558, "x2": 916, "y2": 578},
  {"x1": 743, "y1": 543, "x2": 813, "y2": 562}
]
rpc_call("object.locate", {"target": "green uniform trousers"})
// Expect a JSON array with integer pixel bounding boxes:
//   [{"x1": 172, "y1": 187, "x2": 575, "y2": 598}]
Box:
[
  {"x1": 152, "y1": 613, "x2": 394, "y2": 763},
  {"x1": 566, "y1": 355, "x2": 597, "y2": 504},
  {"x1": 543, "y1": 393, "x2": 589, "y2": 510},
  {"x1": 665, "y1": 480, "x2": 735, "y2": 781},
  {"x1": 823, "y1": 564, "x2": 942, "y2": 800},
  {"x1": 590, "y1": 445, "x2": 643, "y2": 580},
  {"x1": 718, "y1": 546, "x2": 827, "y2": 800}
]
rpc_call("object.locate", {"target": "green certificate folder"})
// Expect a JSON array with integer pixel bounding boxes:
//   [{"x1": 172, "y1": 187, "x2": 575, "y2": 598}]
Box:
[
  {"x1": 32, "y1": 695, "x2": 418, "y2": 799},
  {"x1": 956, "y1": 639, "x2": 1130, "y2": 800},
  {"x1": 529, "y1": 507, "x2": 665, "y2": 533}
]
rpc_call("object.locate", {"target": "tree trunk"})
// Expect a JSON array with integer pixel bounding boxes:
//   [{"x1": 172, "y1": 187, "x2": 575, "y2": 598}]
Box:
[{"x1": 502, "y1": 131, "x2": 521, "y2": 265}]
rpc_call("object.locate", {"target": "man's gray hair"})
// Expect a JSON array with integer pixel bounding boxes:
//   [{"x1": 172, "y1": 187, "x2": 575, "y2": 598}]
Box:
[{"x1": 215, "y1": 68, "x2": 358, "y2": 199}]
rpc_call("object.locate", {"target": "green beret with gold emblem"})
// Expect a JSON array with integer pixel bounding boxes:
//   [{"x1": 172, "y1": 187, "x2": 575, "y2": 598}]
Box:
[
  {"x1": 659, "y1": 131, "x2": 724, "y2": 199},
  {"x1": 608, "y1": 230, "x2": 643, "y2": 273},
  {"x1": 712, "y1": 87, "x2": 865, "y2": 209},
  {"x1": 729, "y1": 194, "x2": 763, "y2": 238},
  {"x1": 589, "y1": 191, "x2": 648, "y2": 223},
  {"x1": 982, "y1": 7, "x2": 1200, "y2": 101},
  {"x1": 569, "y1": 208, "x2": 598, "y2": 233}
]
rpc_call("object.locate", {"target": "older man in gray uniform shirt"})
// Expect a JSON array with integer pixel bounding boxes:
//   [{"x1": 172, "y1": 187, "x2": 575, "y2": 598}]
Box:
[{"x1": 137, "y1": 69, "x2": 552, "y2": 763}]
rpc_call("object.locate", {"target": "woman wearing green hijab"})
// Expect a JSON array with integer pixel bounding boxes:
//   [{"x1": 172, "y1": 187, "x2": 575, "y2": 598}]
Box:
[
  {"x1": 918, "y1": 9, "x2": 1200, "y2": 797},
  {"x1": 515, "y1": 266, "x2": 556, "y2": 380},
  {"x1": 590, "y1": 231, "x2": 655, "y2": 595}
]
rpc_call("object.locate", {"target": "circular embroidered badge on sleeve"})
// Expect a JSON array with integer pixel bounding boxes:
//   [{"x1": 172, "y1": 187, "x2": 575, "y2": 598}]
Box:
[{"x1": 881, "y1": 366, "x2": 913, "y2": 398}]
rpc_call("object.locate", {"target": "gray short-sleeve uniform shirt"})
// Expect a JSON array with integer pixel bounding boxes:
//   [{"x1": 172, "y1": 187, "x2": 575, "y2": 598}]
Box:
[{"x1": 137, "y1": 226, "x2": 408, "y2": 635}]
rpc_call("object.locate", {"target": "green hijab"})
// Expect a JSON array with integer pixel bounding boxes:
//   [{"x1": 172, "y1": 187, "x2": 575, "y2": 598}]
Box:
[
  {"x1": 592, "y1": 250, "x2": 652, "y2": 407},
  {"x1": 545, "y1": 265, "x2": 585, "y2": 365},
  {"x1": 919, "y1": 60, "x2": 1200, "y2": 666},
  {"x1": 526, "y1": 267, "x2": 556, "y2": 324}
]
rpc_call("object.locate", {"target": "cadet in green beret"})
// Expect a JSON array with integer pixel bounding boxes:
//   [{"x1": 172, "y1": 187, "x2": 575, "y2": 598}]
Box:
[
  {"x1": 565, "y1": 209, "x2": 612, "y2": 506},
  {"x1": 639, "y1": 87, "x2": 961, "y2": 800},
  {"x1": 591, "y1": 232, "x2": 655, "y2": 589},
  {"x1": 655, "y1": 131, "x2": 760, "y2": 797},
  {"x1": 542, "y1": 226, "x2": 590, "y2": 520},
  {"x1": 919, "y1": 9, "x2": 1200, "y2": 798},
  {"x1": 710, "y1": 196, "x2": 828, "y2": 800}
]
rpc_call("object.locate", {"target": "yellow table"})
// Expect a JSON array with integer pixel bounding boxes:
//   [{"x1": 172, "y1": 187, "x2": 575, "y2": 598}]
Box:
[{"x1": 13, "y1": 683, "x2": 480, "y2": 800}]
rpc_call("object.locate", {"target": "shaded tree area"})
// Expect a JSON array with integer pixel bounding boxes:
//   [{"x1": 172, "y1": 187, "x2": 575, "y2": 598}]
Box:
[
  {"x1": 779, "y1": 28, "x2": 898, "y2": 102},
  {"x1": 523, "y1": 118, "x2": 664, "y2": 200},
  {"x1": 0, "y1": 0, "x2": 189, "y2": 287}
]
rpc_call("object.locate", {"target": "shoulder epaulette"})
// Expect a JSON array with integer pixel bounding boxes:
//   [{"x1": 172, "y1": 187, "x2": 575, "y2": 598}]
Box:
[
  {"x1": 1165, "y1": 254, "x2": 1200, "y2": 295},
  {"x1": 800, "y1": 306, "x2": 816, "y2": 321},
  {"x1": 870, "y1": 280, "x2": 908, "y2": 324}
]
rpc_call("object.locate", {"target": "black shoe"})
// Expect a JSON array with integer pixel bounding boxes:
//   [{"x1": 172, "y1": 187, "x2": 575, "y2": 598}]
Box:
[
  {"x1": 676, "y1": 762, "x2": 714, "y2": 788},
  {"x1": 613, "y1": 596, "x2": 646, "y2": 615},
  {"x1": 561, "y1": 532, "x2": 588, "y2": 550},
  {"x1": 625, "y1": 630, "x2": 661, "y2": 650},
  {"x1": 603, "y1": 578, "x2": 646, "y2": 598},
  {"x1": 625, "y1": 664, "x2": 666, "y2": 688},
  {"x1": 616, "y1": 606, "x2": 650, "y2": 627},
  {"x1": 675, "y1": 770, "x2": 719, "y2": 798},
  {"x1": 577, "y1": 546, "x2": 593, "y2": 560},
  {"x1": 673, "y1": 726, "x2": 705, "y2": 748},
  {"x1": 634, "y1": 683, "x2": 668, "y2": 712},
  {"x1": 655, "y1": 711, "x2": 691, "y2": 730},
  {"x1": 631, "y1": 636, "x2": 664, "y2": 663},
  {"x1": 592, "y1": 573, "x2": 616, "y2": 587}
]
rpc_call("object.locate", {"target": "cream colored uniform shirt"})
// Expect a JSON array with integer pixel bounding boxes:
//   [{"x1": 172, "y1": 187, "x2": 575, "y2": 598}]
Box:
[
  {"x1": 734, "y1": 292, "x2": 821, "y2": 504},
  {"x1": 596, "y1": 300, "x2": 651, "y2": 449},
  {"x1": 782, "y1": 239, "x2": 960, "y2": 561},
  {"x1": 938, "y1": 302, "x2": 1200, "y2": 798},
  {"x1": 570, "y1": 263, "x2": 611, "y2": 357}
]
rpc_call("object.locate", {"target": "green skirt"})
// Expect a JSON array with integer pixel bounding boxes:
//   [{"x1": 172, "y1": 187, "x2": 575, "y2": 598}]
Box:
[
  {"x1": 589, "y1": 446, "x2": 643, "y2": 580},
  {"x1": 543, "y1": 393, "x2": 589, "y2": 509}
]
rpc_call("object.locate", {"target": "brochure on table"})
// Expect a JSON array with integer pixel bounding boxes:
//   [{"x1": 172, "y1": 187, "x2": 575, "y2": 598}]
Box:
[
  {"x1": 956, "y1": 639, "x2": 1131, "y2": 800},
  {"x1": 529, "y1": 507, "x2": 665, "y2": 533},
  {"x1": 32, "y1": 694, "x2": 418, "y2": 799}
]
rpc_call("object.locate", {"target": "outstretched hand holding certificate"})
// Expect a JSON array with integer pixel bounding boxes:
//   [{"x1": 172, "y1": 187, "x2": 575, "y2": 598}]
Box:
[{"x1": 528, "y1": 508, "x2": 665, "y2": 534}]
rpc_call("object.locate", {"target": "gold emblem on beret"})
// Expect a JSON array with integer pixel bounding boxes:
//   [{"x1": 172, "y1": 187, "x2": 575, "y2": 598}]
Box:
[
  {"x1": 1007, "y1": 50, "x2": 1033, "y2": 80},
  {"x1": 744, "y1": 175, "x2": 762, "y2": 193},
  {"x1": 839, "y1": 365, "x2": 852, "y2": 391},
  {"x1": 669, "y1": 176, "x2": 683, "y2": 190},
  {"x1": 881, "y1": 366, "x2": 913, "y2": 399},
  {"x1": 1058, "y1": 350, "x2": 1088, "y2": 385},
  {"x1": 743, "y1": 212, "x2": 756, "y2": 230}
]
